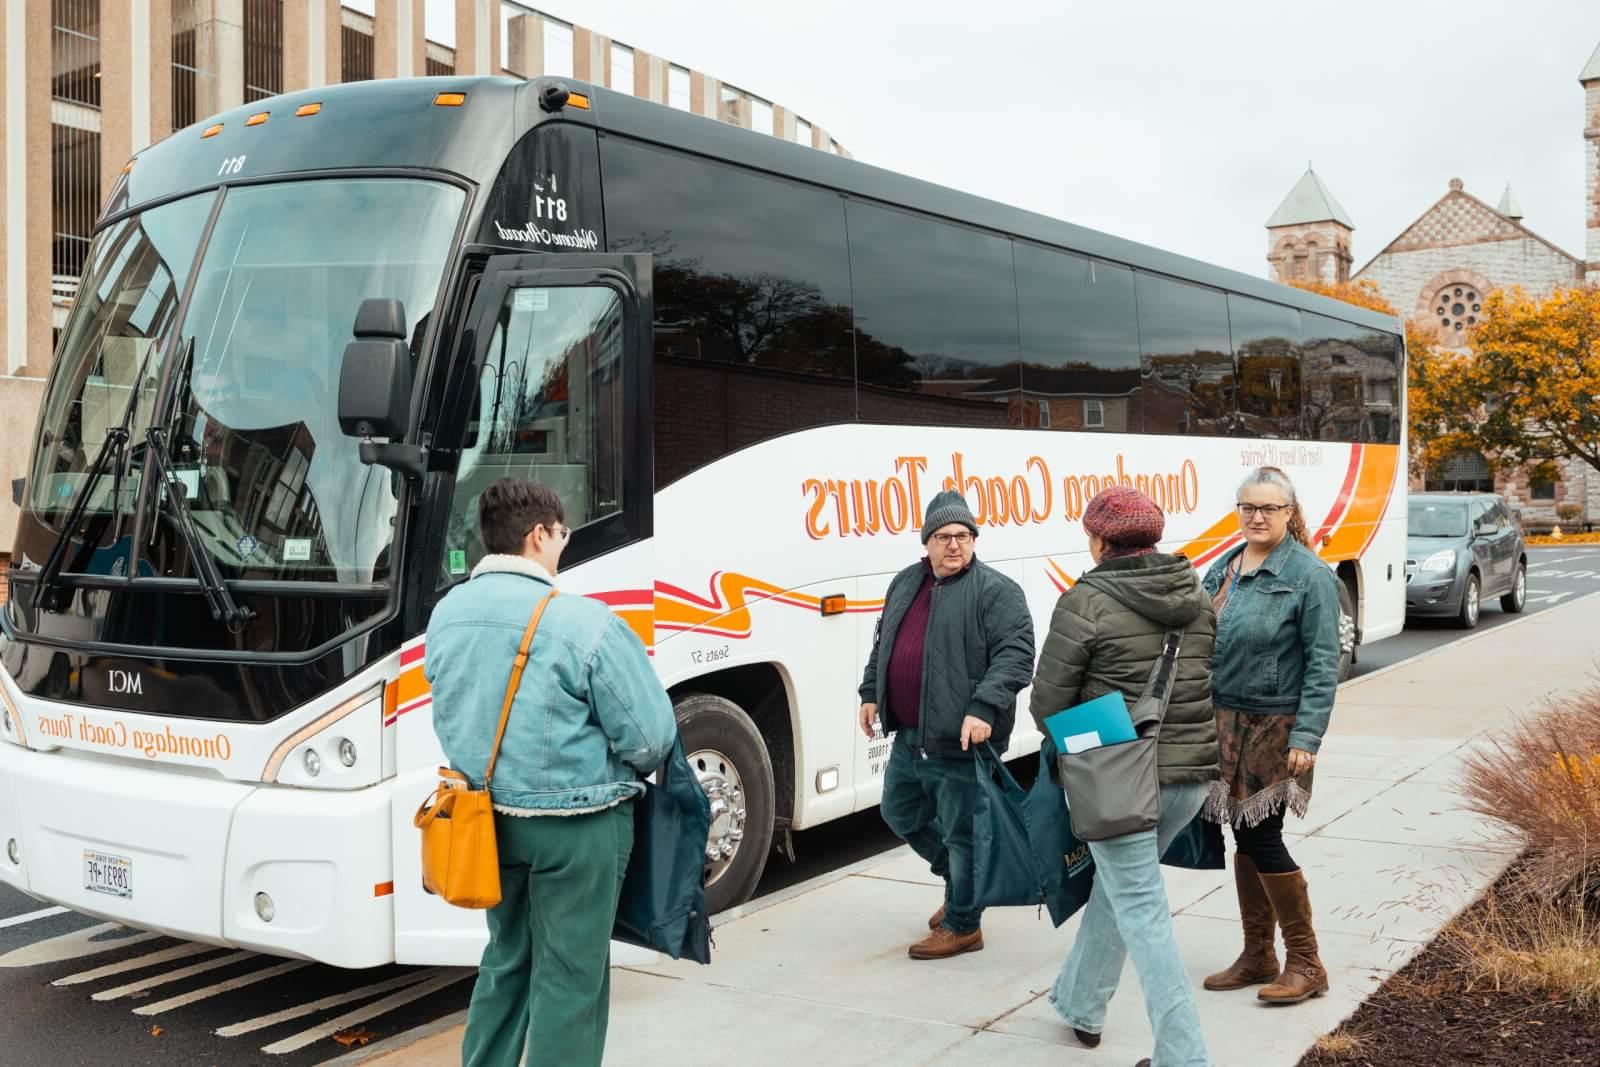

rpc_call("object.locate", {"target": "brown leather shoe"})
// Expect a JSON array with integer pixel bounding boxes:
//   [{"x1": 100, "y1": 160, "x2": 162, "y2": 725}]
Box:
[
  {"x1": 1203, "y1": 855, "x2": 1280, "y2": 991},
  {"x1": 908, "y1": 926, "x2": 983, "y2": 960},
  {"x1": 1257, "y1": 869, "x2": 1329, "y2": 1004},
  {"x1": 929, "y1": 904, "x2": 946, "y2": 931}
]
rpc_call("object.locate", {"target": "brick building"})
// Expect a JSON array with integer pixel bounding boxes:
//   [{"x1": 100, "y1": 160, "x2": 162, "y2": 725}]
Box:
[
  {"x1": 1265, "y1": 39, "x2": 1600, "y2": 531},
  {"x1": 0, "y1": 1, "x2": 850, "y2": 562}
]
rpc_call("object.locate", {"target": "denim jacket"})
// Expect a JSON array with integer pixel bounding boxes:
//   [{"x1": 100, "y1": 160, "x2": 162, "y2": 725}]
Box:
[
  {"x1": 1202, "y1": 536, "x2": 1341, "y2": 755},
  {"x1": 425, "y1": 555, "x2": 677, "y2": 813}
]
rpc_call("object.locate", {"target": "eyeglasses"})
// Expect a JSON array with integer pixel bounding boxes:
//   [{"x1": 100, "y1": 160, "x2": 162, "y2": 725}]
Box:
[
  {"x1": 931, "y1": 532, "x2": 973, "y2": 546},
  {"x1": 528, "y1": 523, "x2": 572, "y2": 543},
  {"x1": 1236, "y1": 503, "x2": 1290, "y2": 518}
]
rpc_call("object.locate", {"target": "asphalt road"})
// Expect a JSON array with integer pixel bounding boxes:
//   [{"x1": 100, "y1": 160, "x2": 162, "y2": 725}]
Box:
[{"x1": 1, "y1": 545, "x2": 1595, "y2": 1065}]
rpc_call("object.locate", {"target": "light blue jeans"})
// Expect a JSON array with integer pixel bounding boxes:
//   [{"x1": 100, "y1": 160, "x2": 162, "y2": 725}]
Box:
[{"x1": 1050, "y1": 781, "x2": 1212, "y2": 1067}]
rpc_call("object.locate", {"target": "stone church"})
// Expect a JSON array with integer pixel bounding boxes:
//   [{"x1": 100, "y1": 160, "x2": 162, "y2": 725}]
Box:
[{"x1": 1264, "y1": 41, "x2": 1600, "y2": 531}]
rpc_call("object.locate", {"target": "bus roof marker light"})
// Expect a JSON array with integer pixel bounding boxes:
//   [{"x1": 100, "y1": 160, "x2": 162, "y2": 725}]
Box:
[
  {"x1": 245, "y1": 112, "x2": 269, "y2": 127},
  {"x1": 538, "y1": 84, "x2": 571, "y2": 113},
  {"x1": 295, "y1": 102, "x2": 322, "y2": 117},
  {"x1": 566, "y1": 92, "x2": 590, "y2": 110},
  {"x1": 201, "y1": 123, "x2": 223, "y2": 138},
  {"x1": 433, "y1": 92, "x2": 466, "y2": 107}
]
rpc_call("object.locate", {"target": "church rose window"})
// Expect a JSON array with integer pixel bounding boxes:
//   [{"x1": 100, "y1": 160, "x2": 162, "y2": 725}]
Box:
[{"x1": 1433, "y1": 285, "x2": 1482, "y2": 334}]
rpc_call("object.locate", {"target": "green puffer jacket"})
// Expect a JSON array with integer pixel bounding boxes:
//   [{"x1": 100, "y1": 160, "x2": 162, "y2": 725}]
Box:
[{"x1": 1029, "y1": 553, "x2": 1220, "y2": 785}]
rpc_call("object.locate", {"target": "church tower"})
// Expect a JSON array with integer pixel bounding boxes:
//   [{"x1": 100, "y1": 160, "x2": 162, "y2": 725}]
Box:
[
  {"x1": 1584, "y1": 41, "x2": 1600, "y2": 284},
  {"x1": 1265, "y1": 166, "x2": 1355, "y2": 285}
]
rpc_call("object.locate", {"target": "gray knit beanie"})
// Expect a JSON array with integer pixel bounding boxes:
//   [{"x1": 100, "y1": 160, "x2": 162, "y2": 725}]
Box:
[{"x1": 920, "y1": 490, "x2": 980, "y2": 544}]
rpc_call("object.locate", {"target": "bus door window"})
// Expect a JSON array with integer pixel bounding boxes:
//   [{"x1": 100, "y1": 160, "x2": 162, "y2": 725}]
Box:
[{"x1": 444, "y1": 285, "x2": 625, "y2": 581}]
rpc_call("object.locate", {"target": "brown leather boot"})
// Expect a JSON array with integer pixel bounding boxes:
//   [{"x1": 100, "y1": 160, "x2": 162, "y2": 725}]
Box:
[
  {"x1": 1203, "y1": 855, "x2": 1280, "y2": 991},
  {"x1": 1257, "y1": 869, "x2": 1329, "y2": 1004},
  {"x1": 928, "y1": 904, "x2": 945, "y2": 931},
  {"x1": 908, "y1": 926, "x2": 983, "y2": 960}
]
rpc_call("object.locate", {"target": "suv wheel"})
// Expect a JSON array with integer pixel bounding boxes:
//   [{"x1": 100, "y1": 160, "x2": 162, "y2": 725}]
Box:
[
  {"x1": 1456, "y1": 572, "x2": 1481, "y2": 629},
  {"x1": 1500, "y1": 561, "x2": 1527, "y2": 614}
]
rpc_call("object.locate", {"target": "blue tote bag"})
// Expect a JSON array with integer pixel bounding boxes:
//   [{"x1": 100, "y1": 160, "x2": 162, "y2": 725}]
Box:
[{"x1": 973, "y1": 743, "x2": 1095, "y2": 926}]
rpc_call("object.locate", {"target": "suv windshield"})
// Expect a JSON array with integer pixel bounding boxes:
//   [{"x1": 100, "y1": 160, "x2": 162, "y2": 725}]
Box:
[
  {"x1": 28, "y1": 178, "x2": 464, "y2": 587},
  {"x1": 1409, "y1": 499, "x2": 1469, "y2": 538}
]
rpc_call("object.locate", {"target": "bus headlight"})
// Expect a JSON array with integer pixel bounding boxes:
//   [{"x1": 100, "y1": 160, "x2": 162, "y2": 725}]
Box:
[
  {"x1": 0, "y1": 683, "x2": 28, "y2": 749},
  {"x1": 264, "y1": 686, "x2": 383, "y2": 790}
]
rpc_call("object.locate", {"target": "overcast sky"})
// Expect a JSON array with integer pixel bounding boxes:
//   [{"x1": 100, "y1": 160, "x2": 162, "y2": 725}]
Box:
[{"x1": 395, "y1": 0, "x2": 1600, "y2": 281}]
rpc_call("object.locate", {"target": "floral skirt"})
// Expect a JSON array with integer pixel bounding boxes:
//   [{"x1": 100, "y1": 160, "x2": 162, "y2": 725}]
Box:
[{"x1": 1204, "y1": 707, "x2": 1314, "y2": 828}]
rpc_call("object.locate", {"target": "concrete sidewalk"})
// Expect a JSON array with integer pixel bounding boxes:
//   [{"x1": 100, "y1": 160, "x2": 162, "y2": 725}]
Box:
[{"x1": 365, "y1": 595, "x2": 1600, "y2": 1067}]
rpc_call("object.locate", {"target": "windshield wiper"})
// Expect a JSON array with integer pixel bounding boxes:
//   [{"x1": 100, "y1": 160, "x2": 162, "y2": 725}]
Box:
[
  {"x1": 30, "y1": 425, "x2": 129, "y2": 613},
  {"x1": 143, "y1": 424, "x2": 255, "y2": 633}
]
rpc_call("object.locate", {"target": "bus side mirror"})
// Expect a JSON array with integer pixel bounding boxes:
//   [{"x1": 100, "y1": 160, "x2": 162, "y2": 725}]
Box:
[{"x1": 340, "y1": 299, "x2": 425, "y2": 481}]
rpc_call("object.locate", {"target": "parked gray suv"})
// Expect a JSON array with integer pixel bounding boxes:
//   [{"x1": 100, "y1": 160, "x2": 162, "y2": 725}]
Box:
[{"x1": 1406, "y1": 493, "x2": 1527, "y2": 628}]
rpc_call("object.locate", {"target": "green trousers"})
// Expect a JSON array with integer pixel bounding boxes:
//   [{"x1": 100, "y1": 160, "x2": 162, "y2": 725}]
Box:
[{"x1": 461, "y1": 802, "x2": 634, "y2": 1067}]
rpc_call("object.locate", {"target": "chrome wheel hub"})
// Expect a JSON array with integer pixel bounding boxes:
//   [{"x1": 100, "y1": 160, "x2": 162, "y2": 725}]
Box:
[
  {"x1": 1466, "y1": 582, "x2": 1480, "y2": 624},
  {"x1": 689, "y1": 748, "x2": 746, "y2": 888},
  {"x1": 1338, "y1": 610, "x2": 1356, "y2": 655},
  {"x1": 1514, "y1": 569, "x2": 1526, "y2": 607}
]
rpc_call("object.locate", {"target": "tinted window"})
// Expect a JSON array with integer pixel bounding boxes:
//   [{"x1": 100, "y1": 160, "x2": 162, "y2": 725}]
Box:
[
  {"x1": 600, "y1": 138, "x2": 855, "y2": 487},
  {"x1": 1136, "y1": 273, "x2": 1235, "y2": 436},
  {"x1": 1355, "y1": 327, "x2": 1402, "y2": 444},
  {"x1": 1015, "y1": 244, "x2": 1142, "y2": 432},
  {"x1": 1228, "y1": 295, "x2": 1302, "y2": 439},
  {"x1": 1301, "y1": 313, "x2": 1385, "y2": 443},
  {"x1": 846, "y1": 201, "x2": 1020, "y2": 428}
]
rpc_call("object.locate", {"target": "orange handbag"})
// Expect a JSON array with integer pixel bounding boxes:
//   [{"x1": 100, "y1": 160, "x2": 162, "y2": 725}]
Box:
[{"x1": 414, "y1": 591, "x2": 556, "y2": 909}]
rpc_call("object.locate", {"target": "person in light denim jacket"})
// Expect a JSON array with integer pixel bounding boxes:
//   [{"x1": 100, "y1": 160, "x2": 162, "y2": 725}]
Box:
[
  {"x1": 1199, "y1": 466, "x2": 1340, "y2": 1009},
  {"x1": 426, "y1": 478, "x2": 676, "y2": 1067}
]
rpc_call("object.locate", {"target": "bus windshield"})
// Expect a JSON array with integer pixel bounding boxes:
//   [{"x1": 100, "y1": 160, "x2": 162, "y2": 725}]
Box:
[{"x1": 31, "y1": 177, "x2": 464, "y2": 585}]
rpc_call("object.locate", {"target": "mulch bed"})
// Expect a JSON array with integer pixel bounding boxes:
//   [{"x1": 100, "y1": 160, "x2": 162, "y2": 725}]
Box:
[{"x1": 1298, "y1": 891, "x2": 1600, "y2": 1066}]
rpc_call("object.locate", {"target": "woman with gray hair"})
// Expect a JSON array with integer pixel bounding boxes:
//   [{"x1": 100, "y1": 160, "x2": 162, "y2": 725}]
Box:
[{"x1": 1199, "y1": 466, "x2": 1340, "y2": 1007}]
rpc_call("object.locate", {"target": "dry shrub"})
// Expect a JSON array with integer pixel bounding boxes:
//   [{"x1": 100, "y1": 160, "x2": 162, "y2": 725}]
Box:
[
  {"x1": 1457, "y1": 683, "x2": 1600, "y2": 900},
  {"x1": 1441, "y1": 885, "x2": 1600, "y2": 1010},
  {"x1": 1311, "y1": 1030, "x2": 1365, "y2": 1057}
]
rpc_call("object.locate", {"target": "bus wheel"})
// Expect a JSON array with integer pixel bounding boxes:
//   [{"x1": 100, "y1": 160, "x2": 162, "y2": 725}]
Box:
[
  {"x1": 1336, "y1": 579, "x2": 1357, "y2": 682},
  {"x1": 675, "y1": 693, "x2": 776, "y2": 914}
]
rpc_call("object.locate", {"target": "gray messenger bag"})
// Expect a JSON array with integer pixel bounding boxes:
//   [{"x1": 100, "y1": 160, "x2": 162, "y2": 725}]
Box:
[{"x1": 1057, "y1": 629, "x2": 1184, "y2": 841}]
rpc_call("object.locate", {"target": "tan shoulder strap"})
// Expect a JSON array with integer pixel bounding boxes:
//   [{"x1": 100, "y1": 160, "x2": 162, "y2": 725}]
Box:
[{"x1": 483, "y1": 590, "x2": 557, "y2": 787}]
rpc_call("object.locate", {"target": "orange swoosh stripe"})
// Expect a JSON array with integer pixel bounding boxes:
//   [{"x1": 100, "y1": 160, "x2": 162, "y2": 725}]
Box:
[
  {"x1": 656, "y1": 572, "x2": 884, "y2": 640},
  {"x1": 1320, "y1": 446, "x2": 1400, "y2": 561}
]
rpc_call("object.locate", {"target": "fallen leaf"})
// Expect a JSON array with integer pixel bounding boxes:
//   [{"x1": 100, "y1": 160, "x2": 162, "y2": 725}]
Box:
[
  {"x1": 333, "y1": 1027, "x2": 379, "y2": 1048},
  {"x1": 149, "y1": 1026, "x2": 163, "y2": 1038}
]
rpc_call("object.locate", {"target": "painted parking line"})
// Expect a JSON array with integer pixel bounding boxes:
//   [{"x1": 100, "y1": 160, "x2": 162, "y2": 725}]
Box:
[
  {"x1": 260, "y1": 971, "x2": 470, "y2": 1056},
  {"x1": 214, "y1": 968, "x2": 447, "y2": 1038},
  {"x1": 53, "y1": 941, "x2": 216, "y2": 987},
  {"x1": 92, "y1": 949, "x2": 254, "y2": 1002},
  {"x1": 133, "y1": 958, "x2": 312, "y2": 1016},
  {"x1": 0, "y1": 924, "x2": 161, "y2": 968},
  {"x1": 0, "y1": 906, "x2": 68, "y2": 930}
]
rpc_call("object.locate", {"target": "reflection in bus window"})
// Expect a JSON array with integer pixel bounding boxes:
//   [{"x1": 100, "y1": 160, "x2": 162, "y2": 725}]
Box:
[
  {"x1": 600, "y1": 138, "x2": 855, "y2": 487},
  {"x1": 1136, "y1": 273, "x2": 1236, "y2": 436},
  {"x1": 1230, "y1": 294, "x2": 1304, "y2": 439},
  {"x1": 1015, "y1": 245, "x2": 1142, "y2": 432},
  {"x1": 847, "y1": 200, "x2": 1022, "y2": 429},
  {"x1": 444, "y1": 285, "x2": 624, "y2": 582}
]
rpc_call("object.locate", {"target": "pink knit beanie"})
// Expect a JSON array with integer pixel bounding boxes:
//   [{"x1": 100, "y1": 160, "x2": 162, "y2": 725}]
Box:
[{"x1": 1082, "y1": 486, "x2": 1164, "y2": 559}]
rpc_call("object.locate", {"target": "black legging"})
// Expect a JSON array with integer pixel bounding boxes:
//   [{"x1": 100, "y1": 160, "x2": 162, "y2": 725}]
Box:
[{"x1": 1230, "y1": 810, "x2": 1298, "y2": 874}]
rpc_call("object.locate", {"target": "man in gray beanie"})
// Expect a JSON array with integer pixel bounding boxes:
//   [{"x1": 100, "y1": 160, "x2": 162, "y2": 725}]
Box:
[{"x1": 858, "y1": 490, "x2": 1035, "y2": 960}]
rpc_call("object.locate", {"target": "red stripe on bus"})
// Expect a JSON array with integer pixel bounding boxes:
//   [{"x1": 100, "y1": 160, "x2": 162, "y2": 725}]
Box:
[{"x1": 1313, "y1": 445, "x2": 1363, "y2": 545}]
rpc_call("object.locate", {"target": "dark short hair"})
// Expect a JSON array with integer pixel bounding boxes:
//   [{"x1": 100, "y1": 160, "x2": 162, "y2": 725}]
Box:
[{"x1": 479, "y1": 479, "x2": 564, "y2": 555}]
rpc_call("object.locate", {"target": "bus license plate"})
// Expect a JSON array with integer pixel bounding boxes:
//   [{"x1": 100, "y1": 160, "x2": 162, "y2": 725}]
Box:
[{"x1": 84, "y1": 851, "x2": 132, "y2": 899}]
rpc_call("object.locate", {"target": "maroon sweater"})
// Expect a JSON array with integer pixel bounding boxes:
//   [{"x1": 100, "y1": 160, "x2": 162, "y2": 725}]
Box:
[{"x1": 884, "y1": 565, "x2": 935, "y2": 728}]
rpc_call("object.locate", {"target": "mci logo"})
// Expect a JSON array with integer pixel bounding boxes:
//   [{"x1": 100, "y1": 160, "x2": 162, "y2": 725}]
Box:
[{"x1": 108, "y1": 670, "x2": 143, "y2": 695}]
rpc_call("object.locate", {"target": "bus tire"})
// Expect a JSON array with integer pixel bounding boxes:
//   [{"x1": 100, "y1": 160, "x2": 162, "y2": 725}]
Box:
[
  {"x1": 674, "y1": 692, "x2": 776, "y2": 914},
  {"x1": 1336, "y1": 578, "x2": 1357, "y2": 683}
]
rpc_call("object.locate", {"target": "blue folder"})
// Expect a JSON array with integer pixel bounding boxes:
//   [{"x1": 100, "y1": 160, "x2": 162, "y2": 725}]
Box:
[{"x1": 1043, "y1": 691, "x2": 1138, "y2": 755}]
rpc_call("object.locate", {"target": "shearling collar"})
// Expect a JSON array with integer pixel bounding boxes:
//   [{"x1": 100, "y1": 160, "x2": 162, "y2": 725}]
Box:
[{"x1": 471, "y1": 554, "x2": 555, "y2": 584}]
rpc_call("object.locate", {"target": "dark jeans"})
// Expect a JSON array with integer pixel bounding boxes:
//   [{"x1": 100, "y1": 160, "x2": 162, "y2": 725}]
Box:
[
  {"x1": 1230, "y1": 810, "x2": 1298, "y2": 874},
  {"x1": 878, "y1": 730, "x2": 982, "y2": 934}
]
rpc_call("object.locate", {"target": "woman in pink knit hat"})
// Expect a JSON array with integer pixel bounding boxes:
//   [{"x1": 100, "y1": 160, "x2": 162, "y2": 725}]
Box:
[{"x1": 1030, "y1": 485, "x2": 1220, "y2": 1067}]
